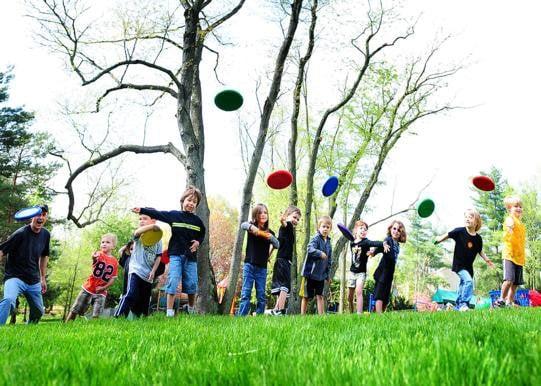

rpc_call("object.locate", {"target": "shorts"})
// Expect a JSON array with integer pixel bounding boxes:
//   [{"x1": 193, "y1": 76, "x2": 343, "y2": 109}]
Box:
[
  {"x1": 347, "y1": 271, "x2": 367, "y2": 288},
  {"x1": 71, "y1": 289, "x2": 95, "y2": 315},
  {"x1": 271, "y1": 258, "x2": 291, "y2": 295},
  {"x1": 166, "y1": 255, "x2": 198, "y2": 295},
  {"x1": 299, "y1": 277, "x2": 324, "y2": 299},
  {"x1": 503, "y1": 259, "x2": 524, "y2": 285},
  {"x1": 91, "y1": 295, "x2": 106, "y2": 317}
]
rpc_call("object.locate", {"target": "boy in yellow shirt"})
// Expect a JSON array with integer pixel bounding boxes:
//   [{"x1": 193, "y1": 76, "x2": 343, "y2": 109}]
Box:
[{"x1": 495, "y1": 196, "x2": 526, "y2": 307}]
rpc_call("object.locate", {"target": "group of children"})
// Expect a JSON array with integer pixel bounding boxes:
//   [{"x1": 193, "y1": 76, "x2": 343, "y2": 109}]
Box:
[{"x1": 65, "y1": 184, "x2": 528, "y2": 319}]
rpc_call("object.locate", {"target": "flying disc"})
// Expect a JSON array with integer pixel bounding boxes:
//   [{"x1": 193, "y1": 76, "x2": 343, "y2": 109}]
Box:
[
  {"x1": 214, "y1": 89, "x2": 243, "y2": 111},
  {"x1": 14, "y1": 206, "x2": 42, "y2": 221},
  {"x1": 140, "y1": 228, "x2": 163, "y2": 247},
  {"x1": 267, "y1": 170, "x2": 293, "y2": 190},
  {"x1": 416, "y1": 198, "x2": 435, "y2": 218},
  {"x1": 472, "y1": 175, "x2": 495, "y2": 192},
  {"x1": 322, "y1": 176, "x2": 339, "y2": 197},
  {"x1": 337, "y1": 223, "x2": 354, "y2": 242}
]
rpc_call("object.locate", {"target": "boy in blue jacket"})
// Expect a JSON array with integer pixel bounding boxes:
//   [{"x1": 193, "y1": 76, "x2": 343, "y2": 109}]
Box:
[{"x1": 300, "y1": 216, "x2": 332, "y2": 315}]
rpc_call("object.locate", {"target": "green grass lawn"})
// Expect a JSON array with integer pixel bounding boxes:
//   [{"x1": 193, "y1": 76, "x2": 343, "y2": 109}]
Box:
[{"x1": 1, "y1": 308, "x2": 540, "y2": 385}]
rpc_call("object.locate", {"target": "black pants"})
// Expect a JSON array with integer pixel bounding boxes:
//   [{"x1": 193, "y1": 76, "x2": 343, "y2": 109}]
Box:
[{"x1": 115, "y1": 274, "x2": 152, "y2": 317}]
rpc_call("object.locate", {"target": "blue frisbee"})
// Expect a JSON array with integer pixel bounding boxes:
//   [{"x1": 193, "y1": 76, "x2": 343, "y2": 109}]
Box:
[
  {"x1": 14, "y1": 206, "x2": 42, "y2": 221},
  {"x1": 322, "y1": 176, "x2": 339, "y2": 197}
]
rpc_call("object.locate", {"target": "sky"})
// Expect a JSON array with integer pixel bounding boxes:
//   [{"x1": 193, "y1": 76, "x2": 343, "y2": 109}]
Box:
[{"x1": 1, "y1": 0, "x2": 540, "y2": 238}]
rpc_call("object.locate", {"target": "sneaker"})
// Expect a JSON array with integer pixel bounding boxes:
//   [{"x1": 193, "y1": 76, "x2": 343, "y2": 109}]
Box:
[
  {"x1": 267, "y1": 309, "x2": 283, "y2": 316},
  {"x1": 181, "y1": 305, "x2": 196, "y2": 314},
  {"x1": 458, "y1": 304, "x2": 470, "y2": 312},
  {"x1": 493, "y1": 299, "x2": 506, "y2": 308},
  {"x1": 166, "y1": 309, "x2": 175, "y2": 317}
]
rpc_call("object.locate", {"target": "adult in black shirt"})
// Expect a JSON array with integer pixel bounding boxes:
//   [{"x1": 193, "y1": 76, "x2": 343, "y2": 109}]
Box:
[{"x1": 0, "y1": 205, "x2": 50, "y2": 325}]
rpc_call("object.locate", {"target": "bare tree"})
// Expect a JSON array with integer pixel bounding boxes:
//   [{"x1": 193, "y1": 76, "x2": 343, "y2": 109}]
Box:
[
  {"x1": 330, "y1": 41, "x2": 462, "y2": 276},
  {"x1": 301, "y1": 5, "x2": 414, "y2": 260},
  {"x1": 221, "y1": 0, "x2": 305, "y2": 314},
  {"x1": 30, "y1": 0, "x2": 246, "y2": 312}
]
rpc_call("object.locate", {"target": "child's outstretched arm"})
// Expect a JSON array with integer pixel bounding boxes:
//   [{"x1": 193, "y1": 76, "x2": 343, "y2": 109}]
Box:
[
  {"x1": 240, "y1": 222, "x2": 280, "y2": 249},
  {"x1": 134, "y1": 224, "x2": 161, "y2": 237},
  {"x1": 479, "y1": 251, "x2": 494, "y2": 268},
  {"x1": 434, "y1": 233, "x2": 450, "y2": 245}
]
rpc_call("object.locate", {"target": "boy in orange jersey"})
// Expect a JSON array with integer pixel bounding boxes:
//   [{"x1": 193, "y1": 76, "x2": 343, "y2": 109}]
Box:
[{"x1": 66, "y1": 233, "x2": 119, "y2": 321}]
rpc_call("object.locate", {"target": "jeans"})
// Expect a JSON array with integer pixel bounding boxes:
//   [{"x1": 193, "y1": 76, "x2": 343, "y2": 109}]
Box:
[
  {"x1": 456, "y1": 269, "x2": 474, "y2": 307},
  {"x1": 237, "y1": 263, "x2": 267, "y2": 316},
  {"x1": 166, "y1": 255, "x2": 198, "y2": 295},
  {"x1": 0, "y1": 278, "x2": 44, "y2": 325}
]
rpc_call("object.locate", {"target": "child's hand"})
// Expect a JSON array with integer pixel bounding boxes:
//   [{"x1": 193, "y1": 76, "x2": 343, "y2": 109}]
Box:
[
  {"x1": 189, "y1": 240, "x2": 200, "y2": 253},
  {"x1": 280, "y1": 213, "x2": 287, "y2": 227},
  {"x1": 132, "y1": 207, "x2": 141, "y2": 214},
  {"x1": 95, "y1": 286, "x2": 104, "y2": 293},
  {"x1": 383, "y1": 242, "x2": 390, "y2": 253},
  {"x1": 148, "y1": 271, "x2": 156, "y2": 281},
  {"x1": 367, "y1": 248, "x2": 375, "y2": 257},
  {"x1": 320, "y1": 252, "x2": 328, "y2": 260}
]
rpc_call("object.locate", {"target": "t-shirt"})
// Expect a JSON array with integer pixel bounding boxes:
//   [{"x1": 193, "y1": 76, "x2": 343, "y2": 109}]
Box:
[
  {"x1": 129, "y1": 237, "x2": 162, "y2": 283},
  {"x1": 349, "y1": 238, "x2": 384, "y2": 273},
  {"x1": 448, "y1": 227, "x2": 483, "y2": 277},
  {"x1": 502, "y1": 215, "x2": 526, "y2": 266},
  {"x1": 82, "y1": 252, "x2": 119, "y2": 297},
  {"x1": 0, "y1": 225, "x2": 50, "y2": 285},
  {"x1": 276, "y1": 222, "x2": 295, "y2": 261},
  {"x1": 244, "y1": 228, "x2": 276, "y2": 268}
]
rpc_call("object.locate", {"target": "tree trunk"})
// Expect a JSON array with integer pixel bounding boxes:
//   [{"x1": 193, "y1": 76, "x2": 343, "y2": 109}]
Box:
[{"x1": 222, "y1": 0, "x2": 304, "y2": 314}]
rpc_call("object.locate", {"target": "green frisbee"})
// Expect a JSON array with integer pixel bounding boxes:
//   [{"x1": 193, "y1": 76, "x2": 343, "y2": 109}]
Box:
[
  {"x1": 214, "y1": 89, "x2": 243, "y2": 111},
  {"x1": 416, "y1": 198, "x2": 435, "y2": 218}
]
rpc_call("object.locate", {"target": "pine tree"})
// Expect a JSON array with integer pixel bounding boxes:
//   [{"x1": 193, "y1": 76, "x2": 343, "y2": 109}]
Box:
[
  {"x1": 471, "y1": 166, "x2": 510, "y2": 292},
  {"x1": 0, "y1": 68, "x2": 60, "y2": 240}
]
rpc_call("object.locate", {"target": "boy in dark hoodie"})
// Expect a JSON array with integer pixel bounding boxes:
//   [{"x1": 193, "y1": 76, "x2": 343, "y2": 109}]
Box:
[{"x1": 300, "y1": 216, "x2": 332, "y2": 315}]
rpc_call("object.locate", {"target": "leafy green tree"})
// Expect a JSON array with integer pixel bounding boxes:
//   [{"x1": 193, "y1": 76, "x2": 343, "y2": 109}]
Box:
[{"x1": 521, "y1": 185, "x2": 541, "y2": 289}]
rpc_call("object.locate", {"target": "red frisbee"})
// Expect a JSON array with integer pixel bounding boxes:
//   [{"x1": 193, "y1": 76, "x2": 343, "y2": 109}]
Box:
[
  {"x1": 472, "y1": 175, "x2": 495, "y2": 192},
  {"x1": 267, "y1": 170, "x2": 293, "y2": 190}
]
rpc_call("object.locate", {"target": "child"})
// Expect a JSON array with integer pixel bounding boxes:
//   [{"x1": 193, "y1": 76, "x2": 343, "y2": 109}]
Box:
[
  {"x1": 300, "y1": 216, "x2": 332, "y2": 315},
  {"x1": 237, "y1": 203, "x2": 280, "y2": 316},
  {"x1": 133, "y1": 186, "x2": 205, "y2": 316},
  {"x1": 118, "y1": 240, "x2": 135, "y2": 296},
  {"x1": 434, "y1": 209, "x2": 494, "y2": 311},
  {"x1": 348, "y1": 220, "x2": 389, "y2": 314},
  {"x1": 269, "y1": 205, "x2": 301, "y2": 316},
  {"x1": 66, "y1": 233, "x2": 118, "y2": 321},
  {"x1": 371, "y1": 220, "x2": 407, "y2": 313},
  {"x1": 114, "y1": 213, "x2": 163, "y2": 318},
  {"x1": 495, "y1": 196, "x2": 526, "y2": 307}
]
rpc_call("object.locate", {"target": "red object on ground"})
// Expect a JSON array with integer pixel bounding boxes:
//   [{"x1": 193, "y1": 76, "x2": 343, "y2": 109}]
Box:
[
  {"x1": 267, "y1": 170, "x2": 293, "y2": 190},
  {"x1": 529, "y1": 289, "x2": 541, "y2": 307},
  {"x1": 472, "y1": 175, "x2": 495, "y2": 191}
]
